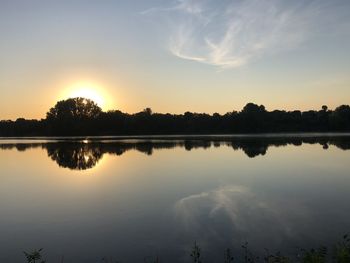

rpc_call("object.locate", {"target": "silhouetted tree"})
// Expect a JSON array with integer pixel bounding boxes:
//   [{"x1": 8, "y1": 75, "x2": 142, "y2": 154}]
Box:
[
  {"x1": 239, "y1": 103, "x2": 267, "y2": 132},
  {"x1": 330, "y1": 105, "x2": 350, "y2": 130},
  {"x1": 46, "y1": 97, "x2": 102, "y2": 121},
  {"x1": 242, "y1": 103, "x2": 266, "y2": 114},
  {"x1": 45, "y1": 97, "x2": 102, "y2": 135},
  {"x1": 143, "y1": 107, "x2": 152, "y2": 116}
]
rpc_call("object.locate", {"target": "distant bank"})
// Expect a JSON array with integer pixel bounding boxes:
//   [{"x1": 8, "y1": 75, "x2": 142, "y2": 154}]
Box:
[{"x1": 1, "y1": 98, "x2": 350, "y2": 136}]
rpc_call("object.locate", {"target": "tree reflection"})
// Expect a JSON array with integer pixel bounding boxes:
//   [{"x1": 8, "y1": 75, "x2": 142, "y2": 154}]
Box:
[
  {"x1": 1, "y1": 135, "x2": 350, "y2": 170},
  {"x1": 231, "y1": 140, "x2": 268, "y2": 158},
  {"x1": 46, "y1": 143, "x2": 103, "y2": 170}
]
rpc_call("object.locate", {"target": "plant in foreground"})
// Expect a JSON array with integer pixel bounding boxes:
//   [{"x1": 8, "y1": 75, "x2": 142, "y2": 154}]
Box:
[
  {"x1": 190, "y1": 241, "x2": 201, "y2": 263},
  {"x1": 299, "y1": 247, "x2": 327, "y2": 263},
  {"x1": 22, "y1": 234, "x2": 350, "y2": 263},
  {"x1": 334, "y1": 234, "x2": 350, "y2": 263},
  {"x1": 23, "y1": 248, "x2": 46, "y2": 263},
  {"x1": 264, "y1": 251, "x2": 290, "y2": 263},
  {"x1": 224, "y1": 248, "x2": 234, "y2": 263}
]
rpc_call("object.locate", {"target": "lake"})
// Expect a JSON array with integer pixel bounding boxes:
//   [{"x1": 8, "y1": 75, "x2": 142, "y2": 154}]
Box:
[{"x1": 1, "y1": 134, "x2": 350, "y2": 263}]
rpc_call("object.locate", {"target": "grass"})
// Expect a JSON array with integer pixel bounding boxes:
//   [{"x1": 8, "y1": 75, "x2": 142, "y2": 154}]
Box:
[{"x1": 23, "y1": 235, "x2": 350, "y2": 263}]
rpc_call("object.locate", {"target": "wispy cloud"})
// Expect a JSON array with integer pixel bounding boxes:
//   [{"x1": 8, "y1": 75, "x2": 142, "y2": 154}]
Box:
[
  {"x1": 143, "y1": 0, "x2": 341, "y2": 69},
  {"x1": 174, "y1": 185, "x2": 311, "y2": 247},
  {"x1": 141, "y1": 0, "x2": 207, "y2": 16}
]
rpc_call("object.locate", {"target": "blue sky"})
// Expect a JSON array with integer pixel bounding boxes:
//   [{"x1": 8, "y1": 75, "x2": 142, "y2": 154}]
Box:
[{"x1": 0, "y1": 0, "x2": 350, "y2": 119}]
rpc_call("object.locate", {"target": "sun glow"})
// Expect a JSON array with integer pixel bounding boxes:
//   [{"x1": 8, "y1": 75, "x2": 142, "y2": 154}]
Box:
[
  {"x1": 62, "y1": 82, "x2": 111, "y2": 109},
  {"x1": 70, "y1": 88, "x2": 104, "y2": 107}
]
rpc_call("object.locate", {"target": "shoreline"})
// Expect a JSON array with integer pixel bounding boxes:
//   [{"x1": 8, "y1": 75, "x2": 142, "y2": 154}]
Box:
[{"x1": 1, "y1": 132, "x2": 350, "y2": 141}]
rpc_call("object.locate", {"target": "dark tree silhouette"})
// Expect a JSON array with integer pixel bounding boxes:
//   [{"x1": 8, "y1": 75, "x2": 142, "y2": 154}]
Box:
[
  {"x1": 46, "y1": 97, "x2": 102, "y2": 121},
  {"x1": 330, "y1": 105, "x2": 350, "y2": 130},
  {"x1": 1, "y1": 99, "x2": 350, "y2": 136},
  {"x1": 241, "y1": 103, "x2": 266, "y2": 114},
  {"x1": 45, "y1": 97, "x2": 102, "y2": 135}
]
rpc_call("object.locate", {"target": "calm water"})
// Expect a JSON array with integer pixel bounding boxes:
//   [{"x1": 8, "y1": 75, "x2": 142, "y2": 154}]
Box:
[{"x1": 1, "y1": 135, "x2": 350, "y2": 262}]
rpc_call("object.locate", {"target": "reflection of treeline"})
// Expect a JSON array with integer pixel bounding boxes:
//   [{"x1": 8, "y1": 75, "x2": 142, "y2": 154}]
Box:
[
  {"x1": 1, "y1": 136, "x2": 349, "y2": 170},
  {"x1": 1, "y1": 98, "x2": 350, "y2": 136}
]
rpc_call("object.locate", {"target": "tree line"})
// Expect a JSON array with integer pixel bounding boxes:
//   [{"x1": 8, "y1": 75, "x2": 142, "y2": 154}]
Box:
[{"x1": 1, "y1": 97, "x2": 350, "y2": 136}]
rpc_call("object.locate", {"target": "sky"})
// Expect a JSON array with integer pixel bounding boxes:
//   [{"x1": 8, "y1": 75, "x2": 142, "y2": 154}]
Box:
[{"x1": 0, "y1": 0, "x2": 350, "y2": 120}]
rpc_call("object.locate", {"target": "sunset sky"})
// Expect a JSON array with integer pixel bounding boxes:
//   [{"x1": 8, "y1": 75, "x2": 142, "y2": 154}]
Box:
[{"x1": 1, "y1": 0, "x2": 350, "y2": 120}]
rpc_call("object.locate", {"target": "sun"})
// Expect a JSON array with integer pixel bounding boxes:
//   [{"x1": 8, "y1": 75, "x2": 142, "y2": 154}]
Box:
[
  {"x1": 70, "y1": 87, "x2": 104, "y2": 107},
  {"x1": 62, "y1": 82, "x2": 108, "y2": 109}
]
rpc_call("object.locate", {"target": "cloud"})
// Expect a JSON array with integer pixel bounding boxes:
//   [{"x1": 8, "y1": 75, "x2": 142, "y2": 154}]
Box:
[
  {"x1": 143, "y1": 0, "x2": 341, "y2": 69},
  {"x1": 175, "y1": 185, "x2": 253, "y2": 229},
  {"x1": 141, "y1": 0, "x2": 207, "y2": 16},
  {"x1": 174, "y1": 185, "x2": 313, "y2": 249},
  {"x1": 174, "y1": 185, "x2": 301, "y2": 230}
]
